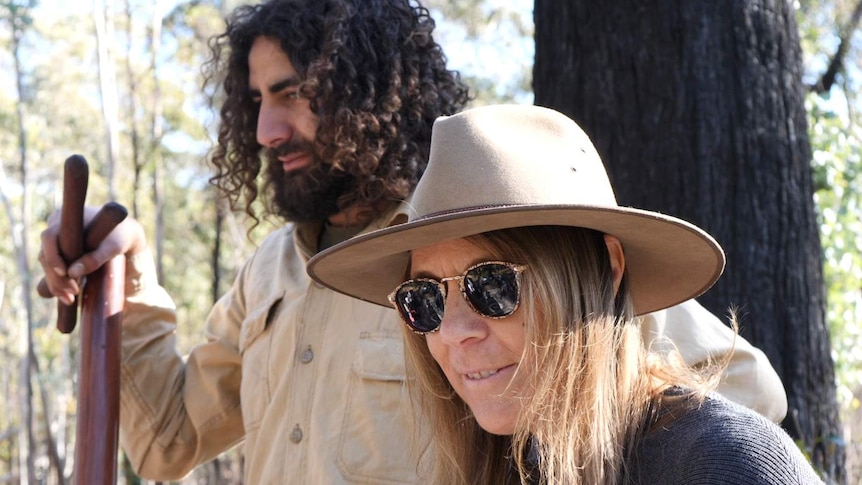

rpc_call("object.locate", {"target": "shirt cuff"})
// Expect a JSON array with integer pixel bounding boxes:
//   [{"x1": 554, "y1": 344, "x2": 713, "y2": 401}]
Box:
[{"x1": 125, "y1": 247, "x2": 158, "y2": 296}]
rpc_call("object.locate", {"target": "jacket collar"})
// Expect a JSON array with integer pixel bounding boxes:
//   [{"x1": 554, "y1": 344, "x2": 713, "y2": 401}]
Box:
[{"x1": 293, "y1": 200, "x2": 411, "y2": 261}]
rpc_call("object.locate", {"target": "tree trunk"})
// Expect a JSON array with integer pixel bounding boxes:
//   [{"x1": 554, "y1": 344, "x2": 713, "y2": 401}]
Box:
[
  {"x1": 94, "y1": 0, "x2": 121, "y2": 200},
  {"x1": 533, "y1": 0, "x2": 843, "y2": 481},
  {"x1": 8, "y1": 8, "x2": 36, "y2": 482},
  {"x1": 150, "y1": 0, "x2": 165, "y2": 283},
  {"x1": 213, "y1": 197, "x2": 224, "y2": 306},
  {"x1": 31, "y1": 354, "x2": 67, "y2": 485},
  {"x1": 124, "y1": 0, "x2": 142, "y2": 219},
  {"x1": 1, "y1": 167, "x2": 34, "y2": 485}
]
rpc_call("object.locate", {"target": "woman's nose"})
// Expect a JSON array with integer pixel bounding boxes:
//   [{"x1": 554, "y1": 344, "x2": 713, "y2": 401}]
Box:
[{"x1": 437, "y1": 289, "x2": 488, "y2": 345}]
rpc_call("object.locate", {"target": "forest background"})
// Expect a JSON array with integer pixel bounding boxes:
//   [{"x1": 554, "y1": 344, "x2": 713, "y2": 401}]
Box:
[{"x1": 0, "y1": 0, "x2": 860, "y2": 484}]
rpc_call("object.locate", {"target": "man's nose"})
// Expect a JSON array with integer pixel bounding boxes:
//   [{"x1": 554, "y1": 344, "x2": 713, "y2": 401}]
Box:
[{"x1": 256, "y1": 104, "x2": 293, "y2": 148}]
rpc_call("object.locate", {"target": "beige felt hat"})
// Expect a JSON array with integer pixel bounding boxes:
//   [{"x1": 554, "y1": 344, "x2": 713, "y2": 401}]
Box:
[{"x1": 307, "y1": 104, "x2": 725, "y2": 315}]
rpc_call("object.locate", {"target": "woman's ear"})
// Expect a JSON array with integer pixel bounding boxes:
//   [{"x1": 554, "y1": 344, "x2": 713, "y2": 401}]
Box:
[{"x1": 603, "y1": 235, "x2": 626, "y2": 295}]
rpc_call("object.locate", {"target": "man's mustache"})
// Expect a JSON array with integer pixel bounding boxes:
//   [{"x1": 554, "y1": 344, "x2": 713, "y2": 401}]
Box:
[{"x1": 264, "y1": 139, "x2": 315, "y2": 160}]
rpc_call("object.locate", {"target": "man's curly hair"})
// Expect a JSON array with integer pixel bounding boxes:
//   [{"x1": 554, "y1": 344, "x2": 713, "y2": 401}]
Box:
[{"x1": 205, "y1": 0, "x2": 471, "y2": 224}]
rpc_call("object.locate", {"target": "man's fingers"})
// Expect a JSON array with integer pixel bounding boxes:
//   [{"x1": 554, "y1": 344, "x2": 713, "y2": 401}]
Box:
[
  {"x1": 39, "y1": 227, "x2": 67, "y2": 275},
  {"x1": 35, "y1": 274, "x2": 79, "y2": 305},
  {"x1": 37, "y1": 227, "x2": 75, "y2": 303},
  {"x1": 36, "y1": 278, "x2": 52, "y2": 298},
  {"x1": 67, "y1": 246, "x2": 118, "y2": 279}
]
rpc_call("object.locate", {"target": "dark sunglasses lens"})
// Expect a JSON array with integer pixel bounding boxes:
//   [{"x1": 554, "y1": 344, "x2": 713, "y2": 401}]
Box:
[
  {"x1": 463, "y1": 263, "x2": 520, "y2": 317},
  {"x1": 394, "y1": 280, "x2": 445, "y2": 333}
]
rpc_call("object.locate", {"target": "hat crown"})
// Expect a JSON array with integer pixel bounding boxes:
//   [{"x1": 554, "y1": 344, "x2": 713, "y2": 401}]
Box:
[
  {"x1": 411, "y1": 105, "x2": 618, "y2": 221},
  {"x1": 307, "y1": 104, "x2": 724, "y2": 317}
]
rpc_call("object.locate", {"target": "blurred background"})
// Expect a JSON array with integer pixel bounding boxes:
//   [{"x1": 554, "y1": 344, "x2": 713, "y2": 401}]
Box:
[{"x1": 0, "y1": 0, "x2": 860, "y2": 483}]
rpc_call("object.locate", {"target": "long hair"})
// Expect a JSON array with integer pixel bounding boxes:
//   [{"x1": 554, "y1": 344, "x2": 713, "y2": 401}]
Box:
[
  {"x1": 403, "y1": 226, "x2": 726, "y2": 484},
  {"x1": 204, "y1": 0, "x2": 470, "y2": 225}
]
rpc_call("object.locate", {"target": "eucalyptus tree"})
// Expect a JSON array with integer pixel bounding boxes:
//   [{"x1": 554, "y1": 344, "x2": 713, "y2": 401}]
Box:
[
  {"x1": 1, "y1": 1, "x2": 38, "y2": 482},
  {"x1": 533, "y1": 0, "x2": 844, "y2": 481}
]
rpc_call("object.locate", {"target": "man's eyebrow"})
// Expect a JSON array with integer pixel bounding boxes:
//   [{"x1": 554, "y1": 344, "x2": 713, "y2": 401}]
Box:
[{"x1": 249, "y1": 76, "x2": 302, "y2": 98}]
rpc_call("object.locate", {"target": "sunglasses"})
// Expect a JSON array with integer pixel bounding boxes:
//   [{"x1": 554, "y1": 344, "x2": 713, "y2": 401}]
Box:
[{"x1": 388, "y1": 261, "x2": 528, "y2": 334}]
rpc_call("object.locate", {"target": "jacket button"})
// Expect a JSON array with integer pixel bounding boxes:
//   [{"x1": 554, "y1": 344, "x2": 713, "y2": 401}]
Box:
[
  {"x1": 290, "y1": 424, "x2": 303, "y2": 443},
  {"x1": 300, "y1": 346, "x2": 314, "y2": 364}
]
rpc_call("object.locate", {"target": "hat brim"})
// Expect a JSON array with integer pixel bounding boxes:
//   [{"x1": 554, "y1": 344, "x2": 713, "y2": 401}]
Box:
[{"x1": 307, "y1": 204, "x2": 725, "y2": 316}]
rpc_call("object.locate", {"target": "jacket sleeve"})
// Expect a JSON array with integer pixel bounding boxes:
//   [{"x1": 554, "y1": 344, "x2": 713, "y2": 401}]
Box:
[
  {"x1": 118, "y1": 248, "x2": 246, "y2": 480},
  {"x1": 640, "y1": 299, "x2": 788, "y2": 423}
]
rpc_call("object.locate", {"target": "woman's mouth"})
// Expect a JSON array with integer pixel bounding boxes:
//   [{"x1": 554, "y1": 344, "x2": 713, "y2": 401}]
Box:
[{"x1": 464, "y1": 364, "x2": 515, "y2": 381}]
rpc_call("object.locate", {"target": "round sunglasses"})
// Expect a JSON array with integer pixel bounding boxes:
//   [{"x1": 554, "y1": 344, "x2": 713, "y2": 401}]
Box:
[{"x1": 388, "y1": 261, "x2": 528, "y2": 334}]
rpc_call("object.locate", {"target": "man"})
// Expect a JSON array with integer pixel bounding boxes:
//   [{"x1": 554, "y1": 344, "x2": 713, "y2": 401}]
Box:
[{"x1": 38, "y1": 0, "x2": 786, "y2": 482}]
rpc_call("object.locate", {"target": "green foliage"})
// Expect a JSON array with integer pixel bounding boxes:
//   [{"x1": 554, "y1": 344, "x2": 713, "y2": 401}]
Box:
[
  {"x1": 809, "y1": 93, "x2": 862, "y2": 405},
  {"x1": 426, "y1": 0, "x2": 534, "y2": 104},
  {"x1": 799, "y1": 2, "x2": 862, "y2": 479},
  {"x1": 0, "y1": 0, "x2": 36, "y2": 32}
]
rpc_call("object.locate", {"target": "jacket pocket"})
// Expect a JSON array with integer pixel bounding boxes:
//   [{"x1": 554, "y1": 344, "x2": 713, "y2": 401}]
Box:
[
  {"x1": 337, "y1": 331, "x2": 422, "y2": 484},
  {"x1": 238, "y1": 296, "x2": 282, "y2": 432}
]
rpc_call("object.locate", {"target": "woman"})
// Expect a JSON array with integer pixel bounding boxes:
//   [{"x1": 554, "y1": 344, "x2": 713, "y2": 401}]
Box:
[{"x1": 308, "y1": 105, "x2": 822, "y2": 484}]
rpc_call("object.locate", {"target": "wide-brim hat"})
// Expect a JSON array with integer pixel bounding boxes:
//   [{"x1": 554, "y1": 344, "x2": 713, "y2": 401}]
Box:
[{"x1": 307, "y1": 104, "x2": 725, "y2": 315}]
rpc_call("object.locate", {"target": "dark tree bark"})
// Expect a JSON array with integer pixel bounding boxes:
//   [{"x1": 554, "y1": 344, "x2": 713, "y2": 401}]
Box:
[{"x1": 533, "y1": 0, "x2": 843, "y2": 481}]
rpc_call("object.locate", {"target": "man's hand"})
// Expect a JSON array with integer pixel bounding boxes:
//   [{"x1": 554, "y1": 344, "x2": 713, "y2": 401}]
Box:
[{"x1": 38, "y1": 205, "x2": 147, "y2": 305}]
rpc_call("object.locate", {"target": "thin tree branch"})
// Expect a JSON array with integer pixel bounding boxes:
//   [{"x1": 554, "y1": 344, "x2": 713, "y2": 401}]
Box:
[
  {"x1": 29, "y1": 351, "x2": 67, "y2": 485},
  {"x1": 810, "y1": 0, "x2": 862, "y2": 93}
]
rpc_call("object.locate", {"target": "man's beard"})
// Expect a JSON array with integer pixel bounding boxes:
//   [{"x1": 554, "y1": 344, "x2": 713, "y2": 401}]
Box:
[{"x1": 263, "y1": 140, "x2": 356, "y2": 223}]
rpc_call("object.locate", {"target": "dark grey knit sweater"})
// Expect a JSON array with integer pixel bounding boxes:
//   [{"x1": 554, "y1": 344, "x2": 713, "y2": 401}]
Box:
[{"x1": 626, "y1": 394, "x2": 824, "y2": 484}]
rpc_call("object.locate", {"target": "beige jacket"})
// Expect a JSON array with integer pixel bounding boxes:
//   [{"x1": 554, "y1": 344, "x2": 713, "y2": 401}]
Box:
[{"x1": 118, "y1": 204, "x2": 787, "y2": 483}]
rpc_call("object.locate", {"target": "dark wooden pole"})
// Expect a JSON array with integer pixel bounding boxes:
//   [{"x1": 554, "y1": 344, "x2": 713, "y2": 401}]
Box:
[
  {"x1": 57, "y1": 155, "x2": 88, "y2": 334},
  {"x1": 74, "y1": 256, "x2": 124, "y2": 484},
  {"x1": 46, "y1": 154, "x2": 127, "y2": 484}
]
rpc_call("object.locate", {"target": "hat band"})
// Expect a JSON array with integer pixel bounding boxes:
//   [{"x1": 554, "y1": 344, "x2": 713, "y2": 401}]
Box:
[{"x1": 411, "y1": 204, "x2": 527, "y2": 223}]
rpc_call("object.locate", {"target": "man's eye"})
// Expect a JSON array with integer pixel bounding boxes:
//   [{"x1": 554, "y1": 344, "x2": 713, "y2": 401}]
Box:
[{"x1": 286, "y1": 91, "x2": 301, "y2": 100}]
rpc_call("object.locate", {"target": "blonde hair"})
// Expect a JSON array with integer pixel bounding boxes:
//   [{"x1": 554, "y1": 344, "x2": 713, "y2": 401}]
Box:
[{"x1": 403, "y1": 226, "x2": 727, "y2": 485}]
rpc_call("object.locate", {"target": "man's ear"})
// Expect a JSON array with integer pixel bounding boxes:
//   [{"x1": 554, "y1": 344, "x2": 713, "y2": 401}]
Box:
[{"x1": 603, "y1": 235, "x2": 626, "y2": 295}]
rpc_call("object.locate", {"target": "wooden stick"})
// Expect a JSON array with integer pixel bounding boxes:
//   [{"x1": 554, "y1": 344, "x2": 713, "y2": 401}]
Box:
[
  {"x1": 48, "y1": 154, "x2": 126, "y2": 483},
  {"x1": 74, "y1": 256, "x2": 123, "y2": 484},
  {"x1": 56, "y1": 155, "x2": 88, "y2": 334},
  {"x1": 84, "y1": 202, "x2": 128, "y2": 249}
]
